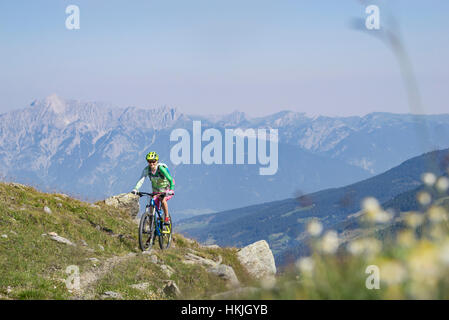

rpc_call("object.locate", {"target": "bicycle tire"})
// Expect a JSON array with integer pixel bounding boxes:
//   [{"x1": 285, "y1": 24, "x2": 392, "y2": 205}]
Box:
[
  {"x1": 138, "y1": 207, "x2": 155, "y2": 252},
  {"x1": 158, "y1": 219, "x2": 172, "y2": 250}
]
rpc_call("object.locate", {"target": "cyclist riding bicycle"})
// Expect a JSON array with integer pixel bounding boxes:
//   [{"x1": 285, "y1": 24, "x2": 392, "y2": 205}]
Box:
[{"x1": 131, "y1": 151, "x2": 175, "y2": 224}]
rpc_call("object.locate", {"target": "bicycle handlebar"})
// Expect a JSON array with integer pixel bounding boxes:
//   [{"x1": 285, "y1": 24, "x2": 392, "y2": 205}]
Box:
[{"x1": 136, "y1": 191, "x2": 172, "y2": 197}]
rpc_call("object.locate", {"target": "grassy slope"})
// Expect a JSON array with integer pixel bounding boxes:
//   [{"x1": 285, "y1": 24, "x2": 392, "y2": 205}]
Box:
[{"x1": 0, "y1": 182, "x2": 252, "y2": 300}]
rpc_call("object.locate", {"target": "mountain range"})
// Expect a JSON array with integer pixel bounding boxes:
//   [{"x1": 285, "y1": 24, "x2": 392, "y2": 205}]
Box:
[{"x1": 1, "y1": 94, "x2": 449, "y2": 215}]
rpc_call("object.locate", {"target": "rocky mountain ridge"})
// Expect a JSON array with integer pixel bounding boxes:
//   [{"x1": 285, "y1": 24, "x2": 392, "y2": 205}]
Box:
[{"x1": 1, "y1": 95, "x2": 449, "y2": 213}]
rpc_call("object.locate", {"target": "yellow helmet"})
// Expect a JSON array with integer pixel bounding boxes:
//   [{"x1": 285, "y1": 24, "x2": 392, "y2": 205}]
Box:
[{"x1": 146, "y1": 151, "x2": 159, "y2": 161}]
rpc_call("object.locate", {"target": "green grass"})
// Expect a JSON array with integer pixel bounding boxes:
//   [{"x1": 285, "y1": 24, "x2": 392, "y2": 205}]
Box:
[
  {"x1": 0, "y1": 183, "x2": 137, "y2": 299},
  {"x1": 90, "y1": 241, "x2": 255, "y2": 299},
  {"x1": 0, "y1": 182, "x2": 253, "y2": 300},
  {"x1": 5, "y1": 176, "x2": 448, "y2": 300}
]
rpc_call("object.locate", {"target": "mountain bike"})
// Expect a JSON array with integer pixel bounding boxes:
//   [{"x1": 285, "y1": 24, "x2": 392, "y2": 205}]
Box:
[{"x1": 137, "y1": 192, "x2": 173, "y2": 252}]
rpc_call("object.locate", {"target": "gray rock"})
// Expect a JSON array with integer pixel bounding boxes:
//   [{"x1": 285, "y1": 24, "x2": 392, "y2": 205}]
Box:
[
  {"x1": 57, "y1": 203, "x2": 62, "y2": 208},
  {"x1": 98, "y1": 245, "x2": 105, "y2": 251},
  {"x1": 104, "y1": 193, "x2": 140, "y2": 218},
  {"x1": 44, "y1": 206, "x2": 52, "y2": 214},
  {"x1": 130, "y1": 282, "x2": 150, "y2": 291},
  {"x1": 187, "y1": 248, "x2": 200, "y2": 255},
  {"x1": 182, "y1": 252, "x2": 237, "y2": 287},
  {"x1": 149, "y1": 255, "x2": 158, "y2": 264},
  {"x1": 101, "y1": 291, "x2": 123, "y2": 299},
  {"x1": 207, "y1": 264, "x2": 240, "y2": 288},
  {"x1": 162, "y1": 280, "x2": 181, "y2": 297},
  {"x1": 160, "y1": 264, "x2": 175, "y2": 278},
  {"x1": 90, "y1": 204, "x2": 101, "y2": 209},
  {"x1": 80, "y1": 240, "x2": 88, "y2": 246},
  {"x1": 48, "y1": 232, "x2": 75, "y2": 246},
  {"x1": 182, "y1": 252, "x2": 222, "y2": 267},
  {"x1": 236, "y1": 240, "x2": 276, "y2": 280}
]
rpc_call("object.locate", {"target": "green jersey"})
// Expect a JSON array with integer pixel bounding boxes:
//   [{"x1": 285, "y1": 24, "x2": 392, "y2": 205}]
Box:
[{"x1": 134, "y1": 163, "x2": 174, "y2": 193}]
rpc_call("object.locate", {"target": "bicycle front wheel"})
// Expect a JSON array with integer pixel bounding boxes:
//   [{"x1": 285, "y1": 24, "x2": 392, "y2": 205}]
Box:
[
  {"x1": 158, "y1": 219, "x2": 172, "y2": 250},
  {"x1": 138, "y1": 207, "x2": 155, "y2": 252}
]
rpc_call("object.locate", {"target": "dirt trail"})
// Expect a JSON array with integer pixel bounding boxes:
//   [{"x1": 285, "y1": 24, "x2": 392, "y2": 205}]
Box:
[{"x1": 72, "y1": 252, "x2": 137, "y2": 299}]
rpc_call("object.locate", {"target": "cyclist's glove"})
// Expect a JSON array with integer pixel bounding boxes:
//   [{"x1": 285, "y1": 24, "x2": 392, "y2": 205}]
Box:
[{"x1": 131, "y1": 189, "x2": 138, "y2": 195}]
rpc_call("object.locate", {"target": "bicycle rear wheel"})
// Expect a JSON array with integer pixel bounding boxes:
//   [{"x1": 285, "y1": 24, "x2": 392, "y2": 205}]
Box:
[
  {"x1": 158, "y1": 219, "x2": 172, "y2": 250},
  {"x1": 138, "y1": 207, "x2": 155, "y2": 252}
]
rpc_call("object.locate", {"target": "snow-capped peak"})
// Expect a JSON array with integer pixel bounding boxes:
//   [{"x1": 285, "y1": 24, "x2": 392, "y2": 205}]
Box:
[{"x1": 43, "y1": 93, "x2": 66, "y2": 114}]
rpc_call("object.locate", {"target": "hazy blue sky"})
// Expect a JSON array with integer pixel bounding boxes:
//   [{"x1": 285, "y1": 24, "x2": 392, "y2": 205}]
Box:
[{"x1": 0, "y1": 0, "x2": 448, "y2": 116}]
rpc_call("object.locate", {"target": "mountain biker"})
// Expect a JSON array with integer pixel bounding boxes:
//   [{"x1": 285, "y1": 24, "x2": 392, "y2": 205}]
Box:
[{"x1": 131, "y1": 152, "x2": 175, "y2": 224}]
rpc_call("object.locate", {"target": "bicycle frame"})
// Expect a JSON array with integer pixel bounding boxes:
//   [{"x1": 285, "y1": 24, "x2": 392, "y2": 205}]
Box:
[
  {"x1": 137, "y1": 191, "x2": 172, "y2": 251},
  {"x1": 143, "y1": 194, "x2": 170, "y2": 236}
]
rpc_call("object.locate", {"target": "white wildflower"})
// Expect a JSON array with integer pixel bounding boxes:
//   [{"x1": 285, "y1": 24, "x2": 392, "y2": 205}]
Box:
[
  {"x1": 436, "y1": 177, "x2": 449, "y2": 193},
  {"x1": 421, "y1": 172, "x2": 437, "y2": 187},
  {"x1": 320, "y1": 231, "x2": 339, "y2": 254},
  {"x1": 397, "y1": 230, "x2": 416, "y2": 247},
  {"x1": 402, "y1": 212, "x2": 425, "y2": 229},
  {"x1": 362, "y1": 197, "x2": 380, "y2": 214},
  {"x1": 307, "y1": 220, "x2": 323, "y2": 236},
  {"x1": 417, "y1": 191, "x2": 432, "y2": 206},
  {"x1": 427, "y1": 206, "x2": 448, "y2": 223},
  {"x1": 373, "y1": 210, "x2": 393, "y2": 223},
  {"x1": 362, "y1": 197, "x2": 385, "y2": 222},
  {"x1": 347, "y1": 238, "x2": 381, "y2": 256},
  {"x1": 295, "y1": 257, "x2": 314, "y2": 274}
]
